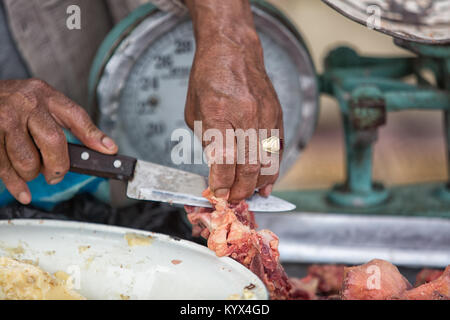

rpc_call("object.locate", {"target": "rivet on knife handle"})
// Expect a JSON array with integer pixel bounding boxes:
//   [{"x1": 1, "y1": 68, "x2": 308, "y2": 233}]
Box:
[{"x1": 68, "y1": 143, "x2": 137, "y2": 181}]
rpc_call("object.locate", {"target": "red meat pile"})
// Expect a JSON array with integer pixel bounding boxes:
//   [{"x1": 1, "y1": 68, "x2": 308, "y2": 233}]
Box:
[
  {"x1": 185, "y1": 189, "x2": 449, "y2": 300},
  {"x1": 185, "y1": 189, "x2": 300, "y2": 299},
  {"x1": 340, "y1": 260, "x2": 449, "y2": 300}
]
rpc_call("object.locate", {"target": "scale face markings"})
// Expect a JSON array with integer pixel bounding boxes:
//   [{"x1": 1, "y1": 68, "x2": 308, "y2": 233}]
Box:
[{"x1": 120, "y1": 21, "x2": 195, "y2": 171}]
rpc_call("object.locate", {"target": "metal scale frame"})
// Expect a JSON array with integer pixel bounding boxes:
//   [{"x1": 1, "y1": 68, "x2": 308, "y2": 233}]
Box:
[
  {"x1": 265, "y1": 0, "x2": 450, "y2": 267},
  {"x1": 275, "y1": 0, "x2": 450, "y2": 219},
  {"x1": 89, "y1": 0, "x2": 318, "y2": 179},
  {"x1": 90, "y1": 0, "x2": 450, "y2": 266}
]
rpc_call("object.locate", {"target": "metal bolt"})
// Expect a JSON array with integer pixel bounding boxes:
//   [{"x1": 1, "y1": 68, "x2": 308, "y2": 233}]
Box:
[
  {"x1": 81, "y1": 152, "x2": 89, "y2": 160},
  {"x1": 113, "y1": 160, "x2": 122, "y2": 168}
]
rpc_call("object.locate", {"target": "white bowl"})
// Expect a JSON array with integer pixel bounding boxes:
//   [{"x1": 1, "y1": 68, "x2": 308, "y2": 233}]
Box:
[{"x1": 0, "y1": 219, "x2": 268, "y2": 300}]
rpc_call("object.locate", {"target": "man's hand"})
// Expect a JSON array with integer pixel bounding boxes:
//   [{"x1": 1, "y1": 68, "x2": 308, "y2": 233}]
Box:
[
  {"x1": 0, "y1": 79, "x2": 118, "y2": 204},
  {"x1": 184, "y1": 0, "x2": 284, "y2": 202}
]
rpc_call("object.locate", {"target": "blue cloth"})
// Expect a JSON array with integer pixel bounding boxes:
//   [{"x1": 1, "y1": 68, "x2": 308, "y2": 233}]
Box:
[{"x1": 0, "y1": 172, "x2": 109, "y2": 211}]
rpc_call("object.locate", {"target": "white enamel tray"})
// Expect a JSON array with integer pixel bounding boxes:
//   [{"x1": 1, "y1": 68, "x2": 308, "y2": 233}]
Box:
[{"x1": 0, "y1": 219, "x2": 267, "y2": 300}]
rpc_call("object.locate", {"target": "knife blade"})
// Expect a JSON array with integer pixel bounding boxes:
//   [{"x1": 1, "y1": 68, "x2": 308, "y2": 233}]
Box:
[{"x1": 68, "y1": 143, "x2": 296, "y2": 212}]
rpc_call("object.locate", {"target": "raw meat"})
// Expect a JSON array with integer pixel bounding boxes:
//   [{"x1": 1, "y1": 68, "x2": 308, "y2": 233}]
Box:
[
  {"x1": 288, "y1": 275, "x2": 318, "y2": 300},
  {"x1": 185, "y1": 189, "x2": 311, "y2": 300},
  {"x1": 401, "y1": 266, "x2": 449, "y2": 300},
  {"x1": 185, "y1": 189, "x2": 450, "y2": 300},
  {"x1": 341, "y1": 260, "x2": 449, "y2": 300},
  {"x1": 415, "y1": 268, "x2": 444, "y2": 287},
  {"x1": 307, "y1": 264, "x2": 345, "y2": 294},
  {"x1": 341, "y1": 259, "x2": 412, "y2": 300}
]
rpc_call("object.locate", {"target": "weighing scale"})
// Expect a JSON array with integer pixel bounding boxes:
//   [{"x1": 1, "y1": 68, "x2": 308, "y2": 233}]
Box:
[
  {"x1": 88, "y1": 0, "x2": 450, "y2": 267},
  {"x1": 89, "y1": 0, "x2": 319, "y2": 178}
]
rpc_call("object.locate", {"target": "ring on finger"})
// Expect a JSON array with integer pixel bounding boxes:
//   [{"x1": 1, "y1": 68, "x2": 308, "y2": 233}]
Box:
[{"x1": 261, "y1": 136, "x2": 283, "y2": 154}]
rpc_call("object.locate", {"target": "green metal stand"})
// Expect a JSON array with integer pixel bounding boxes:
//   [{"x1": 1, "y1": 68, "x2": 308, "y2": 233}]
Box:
[
  {"x1": 274, "y1": 182, "x2": 450, "y2": 218},
  {"x1": 317, "y1": 43, "x2": 450, "y2": 211}
]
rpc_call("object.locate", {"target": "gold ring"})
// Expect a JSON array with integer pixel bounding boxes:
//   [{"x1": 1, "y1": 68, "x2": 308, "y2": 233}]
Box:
[{"x1": 261, "y1": 136, "x2": 281, "y2": 154}]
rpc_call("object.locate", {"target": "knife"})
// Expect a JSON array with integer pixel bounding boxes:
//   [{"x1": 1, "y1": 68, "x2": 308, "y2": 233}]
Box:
[{"x1": 68, "y1": 143, "x2": 296, "y2": 212}]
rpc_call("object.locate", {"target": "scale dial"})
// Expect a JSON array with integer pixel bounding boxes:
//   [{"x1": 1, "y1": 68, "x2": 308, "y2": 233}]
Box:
[{"x1": 93, "y1": 2, "x2": 318, "y2": 177}]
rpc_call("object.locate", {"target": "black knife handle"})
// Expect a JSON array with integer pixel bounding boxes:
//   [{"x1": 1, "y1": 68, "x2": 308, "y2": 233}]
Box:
[{"x1": 68, "y1": 143, "x2": 137, "y2": 181}]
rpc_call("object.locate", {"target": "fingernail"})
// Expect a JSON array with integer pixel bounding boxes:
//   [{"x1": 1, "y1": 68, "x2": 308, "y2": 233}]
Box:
[
  {"x1": 18, "y1": 192, "x2": 31, "y2": 204},
  {"x1": 215, "y1": 188, "x2": 229, "y2": 199},
  {"x1": 49, "y1": 177, "x2": 63, "y2": 185},
  {"x1": 102, "y1": 136, "x2": 116, "y2": 150}
]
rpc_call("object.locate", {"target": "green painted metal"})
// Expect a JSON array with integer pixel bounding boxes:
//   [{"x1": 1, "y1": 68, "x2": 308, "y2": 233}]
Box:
[
  {"x1": 327, "y1": 86, "x2": 389, "y2": 207},
  {"x1": 319, "y1": 44, "x2": 450, "y2": 210},
  {"x1": 386, "y1": 90, "x2": 450, "y2": 111},
  {"x1": 274, "y1": 182, "x2": 450, "y2": 219}
]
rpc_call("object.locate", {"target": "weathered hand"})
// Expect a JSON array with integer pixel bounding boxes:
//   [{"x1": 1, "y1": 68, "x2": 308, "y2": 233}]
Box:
[
  {"x1": 184, "y1": 0, "x2": 284, "y2": 202},
  {"x1": 0, "y1": 79, "x2": 118, "y2": 204}
]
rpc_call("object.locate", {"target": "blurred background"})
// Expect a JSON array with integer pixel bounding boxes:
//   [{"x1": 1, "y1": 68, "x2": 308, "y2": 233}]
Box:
[{"x1": 269, "y1": 0, "x2": 447, "y2": 191}]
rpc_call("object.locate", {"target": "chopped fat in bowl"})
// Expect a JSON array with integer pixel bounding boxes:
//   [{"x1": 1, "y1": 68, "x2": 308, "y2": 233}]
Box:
[
  {"x1": 0, "y1": 244, "x2": 25, "y2": 255},
  {"x1": 78, "y1": 245, "x2": 90, "y2": 254},
  {"x1": 124, "y1": 233, "x2": 153, "y2": 247},
  {"x1": 227, "y1": 288, "x2": 256, "y2": 300},
  {"x1": 0, "y1": 257, "x2": 85, "y2": 300}
]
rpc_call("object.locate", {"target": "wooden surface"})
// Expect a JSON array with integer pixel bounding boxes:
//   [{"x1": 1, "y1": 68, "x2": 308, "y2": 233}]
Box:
[{"x1": 268, "y1": 0, "x2": 447, "y2": 191}]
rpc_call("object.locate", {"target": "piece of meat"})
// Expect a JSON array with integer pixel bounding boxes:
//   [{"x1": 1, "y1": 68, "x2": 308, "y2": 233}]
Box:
[
  {"x1": 415, "y1": 268, "x2": 444, "y2": 287},
  {"x1": 185, "y1": 189, "x2": 449, "y2": 301},
  {"x1": 341, "y1": 259, "x2": 412, "y2": 300},
  {"x1": 307, "y1": 264, "x2": 345, "y2": 294},
  {"x1": 288, "y1": 275, "x2": 319, "y2": 300},
  {"x1": 401, "y1": 266, "x2": 450, "y2": 300},
  {"x1": 341, "y1": 260, "x2": 450, "y2": 300},
  {"x1": 185, "y1": 188, "x2": 294, "y2": 300}
]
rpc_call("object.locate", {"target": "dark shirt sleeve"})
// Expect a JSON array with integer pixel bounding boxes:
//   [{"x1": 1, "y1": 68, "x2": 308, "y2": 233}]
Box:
[{"x1": 0, "y1": 0, "x2": 29, "y2": 80}]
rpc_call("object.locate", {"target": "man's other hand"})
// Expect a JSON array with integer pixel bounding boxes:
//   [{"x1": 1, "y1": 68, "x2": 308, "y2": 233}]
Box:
[{"x1": 0, "y1": 79, "x2": 118, "y2": 204}]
